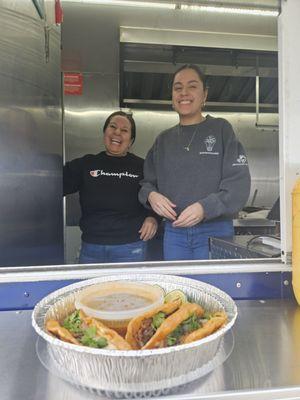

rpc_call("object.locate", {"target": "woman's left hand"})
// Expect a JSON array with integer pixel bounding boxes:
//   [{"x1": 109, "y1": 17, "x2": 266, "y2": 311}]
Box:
[
  {"x1": 139, "y1": 217, "x2": 158, "y2": 241},
  {"x1": 172, "y1": 202, "x2": 204, "y2": 228}
]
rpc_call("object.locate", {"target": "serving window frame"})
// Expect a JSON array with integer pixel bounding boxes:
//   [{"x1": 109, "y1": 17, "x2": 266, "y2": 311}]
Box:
[{"x1": 1, "y1": 0, "x2": 300, "y2": 308}]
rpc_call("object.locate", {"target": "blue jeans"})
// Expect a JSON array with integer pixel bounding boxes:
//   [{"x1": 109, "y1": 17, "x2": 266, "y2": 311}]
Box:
[
  {"x1": 163, "y1": 220, "x2": 234, "y2": 261},
  {"x1": 79, "y1": 240, "x2": 146, "y2": 264}
]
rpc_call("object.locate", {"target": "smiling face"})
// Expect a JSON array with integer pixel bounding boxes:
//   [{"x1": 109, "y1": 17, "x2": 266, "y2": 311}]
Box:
[
  {"x1": 103, "y1": 115, "x2": 133, "y2": 157},
  {"x1": 172, "y1": 68, "x2": 208, "y2": 125}
]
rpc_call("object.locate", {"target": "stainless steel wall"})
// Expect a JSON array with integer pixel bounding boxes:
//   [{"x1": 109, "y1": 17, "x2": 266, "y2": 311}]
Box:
[{"x1": 0, "y1": 0, "x2": 63, "y2": 266}]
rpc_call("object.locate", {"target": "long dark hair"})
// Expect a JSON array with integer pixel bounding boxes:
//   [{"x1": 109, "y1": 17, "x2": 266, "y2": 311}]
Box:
[{"x1": 103, "y1": 111, "x2": 136, "y2": 144}]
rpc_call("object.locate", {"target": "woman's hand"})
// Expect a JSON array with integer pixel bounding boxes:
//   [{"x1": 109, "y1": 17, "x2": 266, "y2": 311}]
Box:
[
  {"x1": 139, "y1": 217, "x2": 158, "y2": 241},
  {"x1": 148, "y1": 192, "x2": 177, "y2": 221},
  {"x1": 172, "y1": 202, "x2": 204, "y2": 228}
]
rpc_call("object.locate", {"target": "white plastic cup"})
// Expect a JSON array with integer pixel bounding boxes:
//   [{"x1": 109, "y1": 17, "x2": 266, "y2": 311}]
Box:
[{"x1": 75, "y1": 281, "x2": 165, "y2": 336}]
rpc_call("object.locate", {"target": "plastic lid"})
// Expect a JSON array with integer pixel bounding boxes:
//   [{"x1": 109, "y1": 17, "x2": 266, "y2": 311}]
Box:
[{"x1": 75, "y1": 281, "x2": 165, "y2": 320}]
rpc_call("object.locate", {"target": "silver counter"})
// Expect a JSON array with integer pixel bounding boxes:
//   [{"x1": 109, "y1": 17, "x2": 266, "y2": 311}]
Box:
[{"x1": 1, "y1": 299, "x2": 300, "y2": 400}]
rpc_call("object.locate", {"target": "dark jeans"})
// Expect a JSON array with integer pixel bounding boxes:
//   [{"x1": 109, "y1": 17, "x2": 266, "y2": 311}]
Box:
[
  {"x1": 79, "y1": 240, "x2": 146, "y2": 264},
  {"x1": 163, "y1": 220, "x2": 234, "y2": 261}
]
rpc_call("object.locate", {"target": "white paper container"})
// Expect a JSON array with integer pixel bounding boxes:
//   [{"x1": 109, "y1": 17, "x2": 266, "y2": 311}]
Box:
[{"x1": 32, "y1": 274, "x2": 237, "y2": 398}]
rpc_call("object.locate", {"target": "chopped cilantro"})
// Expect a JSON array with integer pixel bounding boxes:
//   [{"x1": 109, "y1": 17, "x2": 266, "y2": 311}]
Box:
[
  {"x1": 63, "y1": 310, "x2": 83, "y2": 334},
  {"x1": 166, "y1": 325, "x2": 183, "y2": 346},
  {"x1": 182, "y1": 313, "x2": 200, "y2": 333},
  {"x1": 151, "y1": 312, "x2": 166, "y2": 330},
  {"x1": 80, "y1": 326, "x2": 108, "y2": 348},
  {"x1": 166, "y1": 335, "x2": 178, "y2": 346},
  {"x1": 63, "y1": 311, "x2": 107, "y2": 348},
  {"x1": 166, "y1": 313, "x2": 201, "y2": 347}
]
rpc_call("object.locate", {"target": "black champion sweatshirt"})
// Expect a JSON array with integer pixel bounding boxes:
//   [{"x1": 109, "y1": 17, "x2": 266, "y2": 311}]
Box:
[{"x1": 64, "y1": 152, "x2": 151, "y2": 245}]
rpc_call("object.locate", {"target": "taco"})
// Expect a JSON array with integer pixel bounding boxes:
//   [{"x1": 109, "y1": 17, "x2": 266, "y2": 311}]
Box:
[
  {"x1": 182, "y1": 311, "x2": 228, "y2": 344},
  {"x1": 46, "y1": 319, "x2": 81, "y2": 345},
  {"x1": 142, "y1": 302, "x2": 204, "y2": 349},
  {"x1": 125, "y1": 299, "x2": 182, "y2": 349},
  {"x1": 46, "y1": 309, "x2": 132, "y2": 350}
]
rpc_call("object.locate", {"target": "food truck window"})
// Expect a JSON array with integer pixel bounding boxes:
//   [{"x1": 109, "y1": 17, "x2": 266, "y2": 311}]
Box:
[
  {"x1": 0, "y1": 0, "x2": 282, "y2": 268},
  {"x1": 63, "y1": 1, "x2": 280, "y2": 265}
]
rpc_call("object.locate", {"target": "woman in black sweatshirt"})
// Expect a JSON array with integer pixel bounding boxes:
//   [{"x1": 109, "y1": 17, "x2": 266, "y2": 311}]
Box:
[{"x1": 64, "y1": 111, "x2": 158, "y2": 264}]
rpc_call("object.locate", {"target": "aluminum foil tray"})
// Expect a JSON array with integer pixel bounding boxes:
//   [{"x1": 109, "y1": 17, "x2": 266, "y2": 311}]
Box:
[{"x1": 32, "y1": 274, "x2": 237, "y2": 398}]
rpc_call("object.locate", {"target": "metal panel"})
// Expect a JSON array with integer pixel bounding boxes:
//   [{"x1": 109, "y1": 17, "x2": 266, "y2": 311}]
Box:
[
  {"x1": 234, "y1": 218, "x2": 277, "y2": 235},
  {"x1": 210, "y1": 236, "x2": 281, "y2": 259},
  {"x1": 195, "y1": 0, "x2": 279, "y2": 8},
  {"x1": 61, "y1": 2, "x2": 277, "y2": 72},
  {"x1": 62, "y1": 3, "x2": 120, "y2": 73},
  {"x1": 0, "y1": 271, "x2": 293, "y2": 310},
  {"x1": 120, "y1": 26, "x2": 277, "y2": 52},
  {"x1": 0, "y1": 1, "x2": 63, "y2": 266},
  {"x1": 0, "y1": 280, "x2": 77, "y2": 310}
]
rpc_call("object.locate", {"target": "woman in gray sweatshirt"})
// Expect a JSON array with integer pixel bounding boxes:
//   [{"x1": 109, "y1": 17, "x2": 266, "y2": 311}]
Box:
[{"x1": 139, "y1": 64, "x2": 251, "y2": 260}]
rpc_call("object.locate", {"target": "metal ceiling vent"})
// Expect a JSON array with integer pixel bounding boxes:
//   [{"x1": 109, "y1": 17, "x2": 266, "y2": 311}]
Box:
[{"x1": 120, "y1": 44, "x2": 278, "y2": 114}]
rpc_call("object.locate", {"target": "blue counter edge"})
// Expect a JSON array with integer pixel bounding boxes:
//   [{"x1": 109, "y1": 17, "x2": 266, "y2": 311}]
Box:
[{"x1": 0, "y1": 271, "x2": 294, "y2": 310}]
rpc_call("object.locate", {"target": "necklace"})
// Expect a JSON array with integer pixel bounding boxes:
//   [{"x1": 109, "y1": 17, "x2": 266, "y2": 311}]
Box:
[
  {"x1": 178, "y1": 116, "x2": 206, "y2": 151},
  {"x1": 178, "y1": 124, "x2": 199, "y2": 152}
]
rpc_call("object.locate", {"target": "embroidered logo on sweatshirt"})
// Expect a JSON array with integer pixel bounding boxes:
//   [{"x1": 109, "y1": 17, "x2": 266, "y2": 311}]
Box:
[
  {"x1": 90, "y1": 169, "x2": 139, "y2": 178},
  {"x1": 199, "y1": 135, "x2": 219, "y2": 155},
  {"x1": 232, "y1": 155, "x2": 248, "y2": 166}
]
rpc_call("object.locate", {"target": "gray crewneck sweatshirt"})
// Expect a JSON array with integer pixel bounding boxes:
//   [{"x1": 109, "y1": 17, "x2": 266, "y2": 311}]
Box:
[{"x1": 139, "y1": 115, "x2": 251, "y2": 221}]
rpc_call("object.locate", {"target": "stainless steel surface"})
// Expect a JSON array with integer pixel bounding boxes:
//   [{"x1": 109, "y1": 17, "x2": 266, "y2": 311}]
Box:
[
  {"x1": 0, "y1": 0, "x2": 63, "y2": 266},
  {"x1": 1, "y1": 299, "x2": 300, "y2": 400},
  {"x1": 193, "y1": 0, "x2": 279, "y2": 8},
  {"x1": 0, "y1": 258, "x2": 289, "y2": 283},
  {"x1": 123, "y1": 100, "x2": 278, "y2": 109},
  {"x1": 61, "y1": 1, "x2": 277, "y2": 73},
  {"x1": 234, "y1": 218, "x2": 277, "y2": 235},
  {"x1": 210, "y1": 235, "x2": 281, "y2": 259},
  {"x1": 120, "y1": 26, "x2": 277, "y2": 52},
  {"x1": 32, "y1": 275, "x2": 237, "y2": 395},
  {"x1": 234, "y1": 219, "x2": 277, "y2": 227}
]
